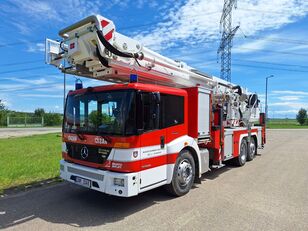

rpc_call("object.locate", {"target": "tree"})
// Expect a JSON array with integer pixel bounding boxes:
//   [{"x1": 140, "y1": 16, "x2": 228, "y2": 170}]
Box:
[
  {"x1": 296, "y1": 108, "x2": 307, "y2": 126},
  {"x1": 44, "y1": 113, "x2": 62, "y2": 126},
  {"x1": 34, "y1": 108, "x2": 45, "y2": 117},
  {"x1": 0, "y1": 100, "x2": 7, "y2": 126},
  {"x1": 0, "y1": 99, "x2": 5, "y2": 111}
]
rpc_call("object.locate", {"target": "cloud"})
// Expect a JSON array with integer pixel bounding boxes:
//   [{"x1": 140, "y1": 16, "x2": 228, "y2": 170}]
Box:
[
  {"x1": 135, "y1": 0, "x2": 308, "y2": 51},
  {"x1": 7, "y1": 77, "x2": 50, "y2": 85},
  {"x1": 269, "y1": 101, "x2": 308, "y2": 108},
  {"x1": 272, "y1": 90, "x2": 308, "y2": 96},
  {"x1": 7, "y1": 0, "x2": 131, "y2": 23},
  {"x1": 10, "y1": 21, "x2": 32, "y2": 35},
  {"x1": 3, "y1": 0, "x2": 136, "y2": 39},
  {"x1": 233, "y1": 35, "x2": 278, "y2": 54},
  {"x1": 276, "y1": 96, "x2": 302, "y2": 101},
  {"x1": 268, "y1": 109, "x2": 298, "y2": 115},
  {"x1": 9, "y1": 0, "x2": 60, "y2": 21},
  {"x1": 26, "y1": 43, "x2": 45, "y2": 53},
  {"x1": 16, "y1": 93, "x2": 63, "y2": 98},
  {"x1": 267, "y1": 90, "x2": 308, "y2": 118}
]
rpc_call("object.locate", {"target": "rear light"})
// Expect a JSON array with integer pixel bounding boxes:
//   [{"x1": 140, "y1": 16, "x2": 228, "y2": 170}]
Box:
[{"x1": 70, "y1": 43, "x2": 75, "y2": 49}]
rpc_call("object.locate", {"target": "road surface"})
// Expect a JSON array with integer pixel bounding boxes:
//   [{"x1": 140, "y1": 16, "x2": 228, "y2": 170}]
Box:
[
  {"x1": 0, "y1": 130, "x2": 307, "y2": 230},
  {"x1": 0, "y1": 128, "x2": 61, "y2": 139}
]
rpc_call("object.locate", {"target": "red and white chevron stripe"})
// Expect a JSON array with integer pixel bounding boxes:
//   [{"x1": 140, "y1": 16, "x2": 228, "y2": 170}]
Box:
[{"x1": 100, "y1": 19, "x2": 114, "y2": 41}]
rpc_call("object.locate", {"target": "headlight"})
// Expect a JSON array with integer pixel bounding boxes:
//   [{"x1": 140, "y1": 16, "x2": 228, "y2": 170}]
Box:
[{"x1": 114, "y1": 178, "x2": 124, "y2": 187}]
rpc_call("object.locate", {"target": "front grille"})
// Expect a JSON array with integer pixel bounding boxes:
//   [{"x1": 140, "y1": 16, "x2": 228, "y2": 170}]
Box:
[{"x1": 66, "y1": 143, "x2": 111, "y2": 164}]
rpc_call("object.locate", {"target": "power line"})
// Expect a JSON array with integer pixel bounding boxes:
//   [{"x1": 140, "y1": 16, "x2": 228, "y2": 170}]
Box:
[
  {"x1": 0, "y1": 59, "x2": 43, "y2": 67},
  {"x1": 0, "y1": 66, "x2": 50, "y2": 75},
  {"x1": 233, "y1": 58, "x2": 308, "y2": 69},
  {"x1": 237, "y1": 7, "x2": 305, "y2": 15},
  {"x1": 0, "y1": 39, "x2": 43, "y2": 48},
  {"x1": 2, "y1": 61, "x2": 308, "y2": 92},
  {"x1": 1, "y1": 45, "x2": 308, "y2": 78},
  {"x1": 232, "y1": 63, "x2": 308, "y2": 73},
  {"x1": 0, "y1": 83, "x2": 62, "y2": 92},
  {"x1": 0, "y1": 73, "x2": 62, "y2": 82},
  {"x1": 234, "y1": 47, "x2": 308, "y2": 56},
  {"x1": 238, "y1": 35, "x2": 308, "y2": 46}
]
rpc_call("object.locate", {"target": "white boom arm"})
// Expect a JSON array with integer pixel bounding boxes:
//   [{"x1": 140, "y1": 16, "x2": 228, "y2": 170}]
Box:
[
  {"x1": 45, "y1": 15, "x2": 215, "y2": 88},
  {"x1": 45, "y1": 15, "x2": 260, "y2": 125}
]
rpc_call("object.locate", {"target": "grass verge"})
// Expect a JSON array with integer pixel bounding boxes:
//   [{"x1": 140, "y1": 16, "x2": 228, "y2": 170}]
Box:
[
  {"x1": 267, "y1": 119, "x2": 308, "y2": 129},
  {"x1": 0, "y1": 133, "x2": 62, "y2": 192}
]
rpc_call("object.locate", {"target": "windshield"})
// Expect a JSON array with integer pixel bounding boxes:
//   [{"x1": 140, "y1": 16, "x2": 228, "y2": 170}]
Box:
[{"x1": 64, "y1": 90, "x2": 136, "y2": 136}]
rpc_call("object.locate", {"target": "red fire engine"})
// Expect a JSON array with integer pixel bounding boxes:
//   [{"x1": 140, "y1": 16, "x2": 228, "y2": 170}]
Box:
[{"x1": 45, "y1": 15, "x2": 266, "y2": 197}]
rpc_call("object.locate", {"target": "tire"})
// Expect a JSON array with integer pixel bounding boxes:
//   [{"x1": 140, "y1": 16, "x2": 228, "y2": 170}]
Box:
[
  {"x1": 165, "y1": 150, "x2": 195, "y2": 197},
  {"x1": 233, "y1": 139, "x2": 247, "y2": 166},
  {"x1": 247, "y1": 137, "x2": 256, "y2": 161}
]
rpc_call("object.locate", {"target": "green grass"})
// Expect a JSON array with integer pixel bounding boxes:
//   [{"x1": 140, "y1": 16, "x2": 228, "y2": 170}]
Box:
[
  {"x1": 267, "y1": 119, "x2": 308, "y2": 129},
  {"x1": 0, "y1": 133, "x2": 62, "y2": 191}
]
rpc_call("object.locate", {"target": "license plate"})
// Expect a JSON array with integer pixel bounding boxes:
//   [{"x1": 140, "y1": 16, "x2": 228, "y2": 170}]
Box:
[{"x1": 75, "y1": 177, "x2": 91, "y2": 188}]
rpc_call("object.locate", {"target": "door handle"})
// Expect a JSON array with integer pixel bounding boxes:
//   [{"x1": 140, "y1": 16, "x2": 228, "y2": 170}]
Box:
[{"x1": 160, "y1": 136, "x2": 165, "y2": 149}]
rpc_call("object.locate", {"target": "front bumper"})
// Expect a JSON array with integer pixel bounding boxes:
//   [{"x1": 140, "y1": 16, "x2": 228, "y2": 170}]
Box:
[{"x1": 60, "y1": 160, "x2": 139, "y2": 197}]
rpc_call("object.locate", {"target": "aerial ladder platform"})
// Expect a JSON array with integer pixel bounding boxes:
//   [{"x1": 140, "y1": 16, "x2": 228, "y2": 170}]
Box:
[{"x1": 45, "y1": 14, "x2": 260, "y2": 126}]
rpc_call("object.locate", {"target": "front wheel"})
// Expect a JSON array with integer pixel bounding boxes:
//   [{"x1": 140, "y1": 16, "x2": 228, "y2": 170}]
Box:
[{"x1": 165, "y1": 150, "x2": 195, "y2": 197}]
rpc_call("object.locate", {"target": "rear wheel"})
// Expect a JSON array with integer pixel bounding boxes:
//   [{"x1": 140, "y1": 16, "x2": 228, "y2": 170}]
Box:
[
  {"x1": 166, "y1": 150, "x2": 195, "y2": 197},
  {"x1": 247, "y1": 137, "x2": 256, "y2": 161},
  {"x1": 233, "y1": 139, "x2": 247, "y2": 166}
]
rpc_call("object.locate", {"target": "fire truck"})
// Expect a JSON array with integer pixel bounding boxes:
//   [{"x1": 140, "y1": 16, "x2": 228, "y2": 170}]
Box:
[{"x1": 45, "y1": 15, "x2": 266, "y2": 197}]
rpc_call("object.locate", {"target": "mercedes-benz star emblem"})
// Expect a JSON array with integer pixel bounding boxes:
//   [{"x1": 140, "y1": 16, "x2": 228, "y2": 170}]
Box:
[{"x1": 81, "y1": 146, "x2": 89, "y2": 159}]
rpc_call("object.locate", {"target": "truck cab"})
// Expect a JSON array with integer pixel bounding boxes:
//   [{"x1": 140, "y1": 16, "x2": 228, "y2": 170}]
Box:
[{"x1": 61, "y1": 82, "x2": 206, "y2": 197}]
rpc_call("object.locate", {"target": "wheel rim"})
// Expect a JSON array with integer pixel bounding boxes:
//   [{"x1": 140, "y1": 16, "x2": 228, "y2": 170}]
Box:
[
  {"x1": 177, "y1": 159, "x2": 193, "y2": 186},
  {"x1": 240, "y1": 142, "x2": 247, "y2": 162},
  {"x1": 250, "y1": 141, "x2": 256, "y2": 156}
]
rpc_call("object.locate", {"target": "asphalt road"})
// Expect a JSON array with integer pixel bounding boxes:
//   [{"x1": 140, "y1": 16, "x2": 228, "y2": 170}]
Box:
[
  {"x1": 0, "y1": 129, "x2": 307, "y2": 230},
  {"x1": 0, "y1": 127, "x2": 61, "y2": 139}
]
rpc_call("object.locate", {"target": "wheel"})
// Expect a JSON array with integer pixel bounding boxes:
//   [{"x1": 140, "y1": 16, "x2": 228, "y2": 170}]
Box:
[
  {"x1": 233, "y1": 139, "x2": 247, "y2": 166},
  {"x1": 247, "y1": 137, "x2": 256, "y2": 161},
  {"x1": 165, "y1": 150, "x2": 195, "y2": 196}
]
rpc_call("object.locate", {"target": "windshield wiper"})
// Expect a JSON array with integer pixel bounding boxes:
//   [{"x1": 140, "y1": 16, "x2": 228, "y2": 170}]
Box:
[{"x1": 74, "y1": 129, "x2": 85, "y2": 140}]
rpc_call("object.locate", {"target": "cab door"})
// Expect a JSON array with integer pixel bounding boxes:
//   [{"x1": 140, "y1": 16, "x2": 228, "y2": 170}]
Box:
[{"x1": 138, "y1": 92, "x2": 167, "y2": 191}]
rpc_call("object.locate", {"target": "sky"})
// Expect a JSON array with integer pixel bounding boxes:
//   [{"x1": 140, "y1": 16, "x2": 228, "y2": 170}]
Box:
[{"x1": 0, "y1": 0, "x2": 308, "y2": 118}]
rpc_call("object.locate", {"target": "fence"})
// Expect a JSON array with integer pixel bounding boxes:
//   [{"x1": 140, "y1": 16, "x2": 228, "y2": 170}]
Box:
[{"x1": 7, "y1": 116, "x2": 44, "y2": 127}]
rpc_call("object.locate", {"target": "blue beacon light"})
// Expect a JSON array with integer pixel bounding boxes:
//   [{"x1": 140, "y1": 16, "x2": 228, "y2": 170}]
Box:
[
  {"x1": 75, "y1": 78, "x2": 83, "y2": 90},
  {"x1": 129, "y1": 74, "x2": 138, "y2": 83}
]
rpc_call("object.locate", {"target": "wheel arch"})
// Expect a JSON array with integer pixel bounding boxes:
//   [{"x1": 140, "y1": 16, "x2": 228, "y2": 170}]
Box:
[
  {"x1": 181, "y1": 146, "x2": 200, "y2": 181},
  {"x1": 238, "y1": 132, "x2": 258, "y2": 154}
]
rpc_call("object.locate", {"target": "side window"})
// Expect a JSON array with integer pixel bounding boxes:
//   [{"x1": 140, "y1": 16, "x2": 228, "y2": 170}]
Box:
[
  {"x1": 138, "y1": 92, "x2": 160, "y2": 132},
  {"x1": 161, "y1": 94, "x2": 184, "y2": 128},
  {"x1": 142, "y1": 93, "x2": 156, "y2": 131}
]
